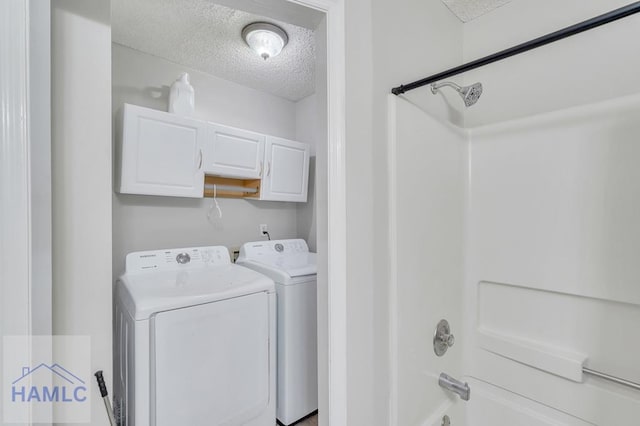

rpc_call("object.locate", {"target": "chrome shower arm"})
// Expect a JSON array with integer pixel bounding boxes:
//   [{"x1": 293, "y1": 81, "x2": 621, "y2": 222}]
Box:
[
  {"x1": 430, "y1": 81, "x2": 462, "y2": 94},
  {"x1": 430, "y1": 80, "x2": 483, "y2": 107}
]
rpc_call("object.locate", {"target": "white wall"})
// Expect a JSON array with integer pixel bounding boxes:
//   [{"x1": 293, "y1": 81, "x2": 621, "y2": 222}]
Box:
[
  {"x1": 311, "y1": 16, "x2": 329, "y2": 426},
  {"x1": 333, "y1": 0, "x2": 465, "y2": 423},
  {"x1": 111, "y1": 44, "x2": 302, "y2": 277},
  {"x1": 344, "y1": 2, "x2": 375, "y2": 423},
  {"x1": 295, "y1": 93, "x2": 317, "y2": 252},
  {"x1": 112, "y1": 43, "x2": 298, "y2": 137},
  {"x1": 343, "y1": 1, "x2": 464, "y2": 424},
  {"x1": 52, "y1": 1, "x2": 113, "y2": 425},
  {"x1": 296, "y1": 94, "x2": 318, "y2": 157},
  {"x1": 463, "y1": 0, "x2": 640, "y2": 127}
]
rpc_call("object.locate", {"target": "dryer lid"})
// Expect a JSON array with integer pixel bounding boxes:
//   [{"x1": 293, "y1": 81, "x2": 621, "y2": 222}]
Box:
[{"x1": 116, "y1": 246, "x2": 275, "y2": 320}]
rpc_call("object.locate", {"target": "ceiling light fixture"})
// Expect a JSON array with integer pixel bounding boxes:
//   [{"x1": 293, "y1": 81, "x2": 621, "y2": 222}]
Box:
[{"x1": 242, "y1": 22, "x2": 288, "y2": 60}]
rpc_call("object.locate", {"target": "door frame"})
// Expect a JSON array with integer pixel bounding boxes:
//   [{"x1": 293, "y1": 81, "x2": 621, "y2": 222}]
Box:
[
  {"x1": 287, "y1": 0, "x2": 347, "y2": 425},
  {"x1": 2, "y1": 0, "x2": 345, "y2": 423},
  {"x1": 1, "y1": 0, "x2": 32, "y2": 342},
  {"x1": 0, "y1": 0, "x2": 52, "y2": 421}
]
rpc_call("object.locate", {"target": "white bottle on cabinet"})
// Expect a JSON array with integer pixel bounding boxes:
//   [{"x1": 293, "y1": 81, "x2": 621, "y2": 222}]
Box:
[{"x1": 168, "y1": 72, "x2": 195, "y2": 116}]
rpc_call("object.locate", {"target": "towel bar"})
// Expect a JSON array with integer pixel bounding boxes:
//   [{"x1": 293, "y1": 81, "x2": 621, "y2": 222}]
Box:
[{"x1": 583, "y1": 367, "x2": 640, "y2": 391}]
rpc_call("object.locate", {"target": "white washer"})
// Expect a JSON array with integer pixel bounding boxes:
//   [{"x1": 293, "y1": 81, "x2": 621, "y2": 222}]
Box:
[
  {"x1": 237, "y1": 239, "x2": 317, "y2": 426},
  {"x1": 114, "y1": 246, "x2": 276, "y2": 426}
]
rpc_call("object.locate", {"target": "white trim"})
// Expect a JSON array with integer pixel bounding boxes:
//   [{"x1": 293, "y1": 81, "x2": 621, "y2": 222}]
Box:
[
  {"x1": 325, "y1": 5, "x2": 347, "y2": 425},
  {"x1": 0, "y1": 0, "x2": 52, "y2": 422},
  {"x1": 386, "y1": 94, "x2": 399, "y2": 426},
  {"x1": 0, "y1": 0, "x2": 33, "y2": 421},
  {"x1": 287, "y1": 0, "x2": 347, "y2": 424},
  {"x1": 0, "y1": 0, "x2": 33, "y2": 339},
  {"x1": 27, "y1": 0, "x2": 52, "y2": 338},
  {"x1": 27, "y1": 2, "x2": 52, "y2": 421}
]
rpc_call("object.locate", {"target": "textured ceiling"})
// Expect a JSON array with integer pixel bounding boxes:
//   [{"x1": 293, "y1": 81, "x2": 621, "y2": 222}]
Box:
[
  {"x1": 112, "y1": 0, "x2": 316, "y2": 102},
  {"x1": 441, "y1": 0, "x2": 512, "y2": 22}
]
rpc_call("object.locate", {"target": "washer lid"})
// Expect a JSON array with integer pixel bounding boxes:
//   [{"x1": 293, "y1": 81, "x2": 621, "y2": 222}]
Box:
[
  {"x1": 253, "y1": 252, "x2": 317, "y2": 277},
  {"x1": 117, "y1": 263, "x2": 274, "y2": 320},
  {"x1": 236, "y1": 257, "x2": 317, "y2": 285},
  {"x1": 237, "y1": 239, "x2": 317, "y2": 278}
]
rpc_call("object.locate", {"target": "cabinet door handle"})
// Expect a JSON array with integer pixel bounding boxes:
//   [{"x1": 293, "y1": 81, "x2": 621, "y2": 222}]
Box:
[
  {"x1": 197, "y1": 149, "x2": 203, "y2": 169},
  {"x1": 266, "y1": 161, "x2": 271, "y2": 177},
  {"x1": 259, "y1": 160, "x2": 263, "y2": 177}
]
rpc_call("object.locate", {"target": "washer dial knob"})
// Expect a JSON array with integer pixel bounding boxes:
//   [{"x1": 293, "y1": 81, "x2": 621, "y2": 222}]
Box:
[{"x1": 176, "y1": 252, "x2": 191, "y2": 264}]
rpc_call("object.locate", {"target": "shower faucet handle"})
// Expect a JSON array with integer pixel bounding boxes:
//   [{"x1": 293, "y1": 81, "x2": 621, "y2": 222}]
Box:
[
  {"x1": 440, "y1": 332, "x2": 455, "y2": 347},
  {"x1": 433, "y1": 319, "x2": 455, "y2": 357}
]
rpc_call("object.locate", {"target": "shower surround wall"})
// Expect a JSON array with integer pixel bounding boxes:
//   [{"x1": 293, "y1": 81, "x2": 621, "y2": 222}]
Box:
[
  {"x1": 390, "y1": 2, "x2": 640, "y2": 426},
  {"x1": 461, "y1": 5, "x2": 640, "y2": 423},
  {"x1": 390, "y1": 3, "x2": 640, "y2": 424},
  {"x1": 466, "y1": 94, "x2": 640, "y2": 425},
  {"x1": 388, "y1": 97, "x2": 467, "y2": 426},
  {"x1": 391, "y1": 93, "x2": 640, "y2": 426}
]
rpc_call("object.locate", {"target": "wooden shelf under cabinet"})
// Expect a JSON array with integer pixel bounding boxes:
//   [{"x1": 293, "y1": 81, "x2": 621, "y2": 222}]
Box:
[{"x1": 204, "y1": 176, "x2": 261, "y2": 199}]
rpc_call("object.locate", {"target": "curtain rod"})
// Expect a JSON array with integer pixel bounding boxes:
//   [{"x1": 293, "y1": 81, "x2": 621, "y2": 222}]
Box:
[{"x1": 391, "y1": 1, "x2": 640, "y2": 96}]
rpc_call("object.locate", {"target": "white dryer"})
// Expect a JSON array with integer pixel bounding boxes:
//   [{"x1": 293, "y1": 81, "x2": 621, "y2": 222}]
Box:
[
  {"x1": 114, "y1": 246, "x2": 276, "y2": 426},
  {"x1": 237, "y1": 239, "x2": 317, "y2": 426}
]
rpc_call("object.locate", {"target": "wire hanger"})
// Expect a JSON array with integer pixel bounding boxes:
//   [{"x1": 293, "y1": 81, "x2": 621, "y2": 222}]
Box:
[{"x1": 207, "y1": 184, "x2": 223, "y2": 225}]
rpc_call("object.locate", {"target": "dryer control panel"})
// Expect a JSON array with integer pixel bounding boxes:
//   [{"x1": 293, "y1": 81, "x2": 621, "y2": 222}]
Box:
[{"x1": 125, "y1": 246, "x2": 230, "y2": 273}]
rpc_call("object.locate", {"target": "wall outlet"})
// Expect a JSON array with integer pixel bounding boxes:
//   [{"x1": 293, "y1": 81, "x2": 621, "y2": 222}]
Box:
[
  {"x1": 259, "y1": 224, "x2": 268, "y2": 235},
  {"x1": 230, "y1": 247, "x2": 240, "y2": 263}
]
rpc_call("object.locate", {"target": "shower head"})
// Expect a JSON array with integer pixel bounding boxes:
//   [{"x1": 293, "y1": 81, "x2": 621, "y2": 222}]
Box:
[{"x1": 430, "y1": 81, "x2": 483, "y2": 107}]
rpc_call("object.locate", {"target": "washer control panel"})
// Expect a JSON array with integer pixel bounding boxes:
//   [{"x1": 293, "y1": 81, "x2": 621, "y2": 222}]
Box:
[
  {"x1": 125, "y1": 246, "x2": 230, "y2": 273},
  {"x1": 239, "y1": 239, "x2": 309, "y2": 260}
]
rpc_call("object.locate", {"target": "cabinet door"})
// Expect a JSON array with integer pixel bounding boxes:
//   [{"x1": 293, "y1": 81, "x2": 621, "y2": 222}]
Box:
[
  {"x1": 203, "y1": 123, "x2": 265, "y2": 179},
  {"x1": 119, "y1": 104, "x2": 205, "y2": 198},
  {"x1": 261, "y1": 137, "x2": 310, "y2": 202}
]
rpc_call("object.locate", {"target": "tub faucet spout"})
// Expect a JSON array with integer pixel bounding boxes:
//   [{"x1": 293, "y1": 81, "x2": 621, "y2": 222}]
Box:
[{"x1": 439, "y1": 373, "x2": 470, "y2": 401}]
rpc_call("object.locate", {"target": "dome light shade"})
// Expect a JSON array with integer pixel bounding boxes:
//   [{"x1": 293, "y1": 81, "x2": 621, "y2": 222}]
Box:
[{"x1": 242, "y1": 22, "x2": 288, "y2": 60}]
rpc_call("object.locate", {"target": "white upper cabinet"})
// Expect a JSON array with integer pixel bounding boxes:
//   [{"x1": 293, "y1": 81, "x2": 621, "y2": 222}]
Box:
[
  {"x1": 203, "y1": 123, "x2": 265, "y2": 179},
  {"x1": 261, "y1": 136, "x2": 310, "y2": 202},
  {"x1": 118, "y1": 104, "x2": 311, "y2": 202},
  {"x1": 119, "y1": 104, "x2": 205, "y2": 198}
]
